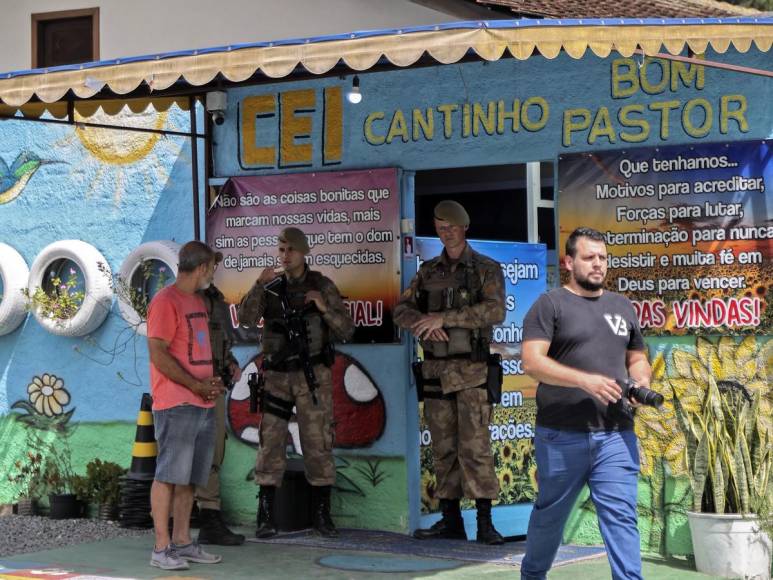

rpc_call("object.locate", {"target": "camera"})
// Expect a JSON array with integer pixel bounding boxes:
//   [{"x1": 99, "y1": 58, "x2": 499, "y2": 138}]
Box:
[
  {"x1": 206, "y1": 91, "x2": 227, "y2": 126},
  {"x1": 620, "y1": 379, "x2": 664, "y2": 408},
  {"x1": 610, "y1": 379, "x2": 663, "y2": 421}
]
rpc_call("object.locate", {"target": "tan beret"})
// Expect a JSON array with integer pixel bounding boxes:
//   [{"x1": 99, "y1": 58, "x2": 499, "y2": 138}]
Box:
[
  {"x1": 433, "y1": 200, "x2": 470, "y2": 227},
  {"x1": 278, "y1": 227, "x2": 310, "y2": 255}
]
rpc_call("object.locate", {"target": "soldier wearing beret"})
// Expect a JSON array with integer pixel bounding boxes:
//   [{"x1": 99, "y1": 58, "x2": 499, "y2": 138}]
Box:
[
  {"x1": 394, "y1": 200, "x2": 506, "y2": 544},
  {"x1": 238, "y1": 227, "x2": 354, "y2": 538}
]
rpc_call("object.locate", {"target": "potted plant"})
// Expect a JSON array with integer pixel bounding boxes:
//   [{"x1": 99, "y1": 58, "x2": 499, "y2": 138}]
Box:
[
  {"x1": 70, "y1": 473, "x2": 92, "y2": 517},
  {"x1": 6, "y1": 451, "x2": 45, "y2": 515},
  {"x1": 672, "y1": 338, "x2": 773, "y2": 579},
  {"x1": 84, "y1": 458, "x2": 126, "y2": 520},
  {"x1": 41, "y1": 441, "x2": 82, "y2": 519},
  {"x1": 23, "y1": 269, "x2": 85, "y2": 325}
]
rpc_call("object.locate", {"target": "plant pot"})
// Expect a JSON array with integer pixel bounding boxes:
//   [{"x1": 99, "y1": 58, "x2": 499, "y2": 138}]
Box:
[
  {"x1": 49, "y1": 493, "x2": 80, "y2": 519},
  {"x1": 98, "y1": 502, "x2": 119, "y2": 521},
  {"x1": 687, "y1": 511, "x2": 772, "y2": 580},
  {"x1": 16, "y1": 497, "x2": 38, "y2": 516}
]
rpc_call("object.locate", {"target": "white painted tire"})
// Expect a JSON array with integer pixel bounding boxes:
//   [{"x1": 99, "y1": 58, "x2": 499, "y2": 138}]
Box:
[
  {"x1": 0, "y1": 242, "x2": 30, "y2": 336},
  {"x1": 117, "y1": 241, "x2": 180, "y2": 336},
  {"x1": 28, "y1": 240, "x2": 113, "y2": 337}
]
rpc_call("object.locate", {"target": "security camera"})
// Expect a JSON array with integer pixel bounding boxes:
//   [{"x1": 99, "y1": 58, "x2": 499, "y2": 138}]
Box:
[{"x1": 205, "y1": 91, "x2": 227, "y2": 126}]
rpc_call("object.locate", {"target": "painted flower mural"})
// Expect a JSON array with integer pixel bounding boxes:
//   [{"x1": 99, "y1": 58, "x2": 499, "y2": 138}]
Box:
[
  {"x1": 12, "y1": 374, "x2": 75, "y2": 432},
  {"x1": 637, "y1": 335, "x2": 772, "y2": 475},
  {"x1": 27, "y1": 374, "x2": 71, "y2": 417},
  {"x1": 631, "y1": 335, "x2": 772, "y2": 553}
]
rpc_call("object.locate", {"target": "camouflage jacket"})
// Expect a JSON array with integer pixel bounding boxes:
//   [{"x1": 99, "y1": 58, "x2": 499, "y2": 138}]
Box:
[
  {"x1": 198, "y1": 285, "x2": 238, "y2": 382},
  {"x1": 394, "y1": 243, "x2": 505, "y2": 393},
  {"x1": 237, "y1": 266, "x2": 355, "y2": 344}
]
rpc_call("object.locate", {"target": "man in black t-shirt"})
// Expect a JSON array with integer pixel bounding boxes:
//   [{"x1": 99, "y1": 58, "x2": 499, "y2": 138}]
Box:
[{"x1": 519, "y1": 227, "x2": 651, "y2": 580}]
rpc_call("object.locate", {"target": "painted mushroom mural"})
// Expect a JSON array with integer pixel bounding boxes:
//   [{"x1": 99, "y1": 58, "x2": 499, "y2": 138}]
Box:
[{"x1": 227, "y1": 352, "x2": 386, "y2": 452}]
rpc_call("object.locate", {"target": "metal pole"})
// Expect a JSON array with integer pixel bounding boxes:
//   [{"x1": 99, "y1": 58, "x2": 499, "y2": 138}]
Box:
[
  {"x1": 633, "y1": 49, "x2": 773, "y2": 78},
  {"x1": 190, "y1": 96, "x2": 201, "y2": 241}
]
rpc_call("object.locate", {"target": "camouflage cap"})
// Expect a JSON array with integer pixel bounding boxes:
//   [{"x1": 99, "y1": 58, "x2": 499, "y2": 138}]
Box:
[
  {"x1": 278, "y1": 227, "x2": 310, "y2": 255},
  {"x1": 433, "y1": 200, "x2": 470, "y2": 227}
]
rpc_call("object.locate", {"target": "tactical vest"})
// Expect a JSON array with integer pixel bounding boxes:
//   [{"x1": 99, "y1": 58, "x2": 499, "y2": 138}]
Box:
[
  {"x1": 200, "y1": 285, "x2": 232, "y2": 374},
  {"x1": 261, "y1": 271, "x2": 330, "y2": 360},
  {"x1": 419, "y1": 255, "x2": 491, "y2": 358}
]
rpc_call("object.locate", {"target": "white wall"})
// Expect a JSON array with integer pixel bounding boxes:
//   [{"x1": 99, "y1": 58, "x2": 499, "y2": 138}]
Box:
[{"x1": 0, "y1": 0, "x2": 466, "y2": 73}]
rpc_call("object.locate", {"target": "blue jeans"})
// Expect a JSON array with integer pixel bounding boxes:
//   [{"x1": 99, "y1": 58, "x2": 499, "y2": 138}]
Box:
[{"x1": 521, "y1": 426, "x2": 642, "y2": 580}]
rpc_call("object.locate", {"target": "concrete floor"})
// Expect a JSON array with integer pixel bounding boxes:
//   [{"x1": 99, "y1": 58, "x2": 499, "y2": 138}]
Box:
[{"x1": 0, "y1": 528, "x2": 724, "y2": 580}]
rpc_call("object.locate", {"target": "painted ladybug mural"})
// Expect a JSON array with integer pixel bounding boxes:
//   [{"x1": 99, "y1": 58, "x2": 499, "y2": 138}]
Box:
[{"x1": 227, "y1": 352, "x2": 386, "y2": 452}]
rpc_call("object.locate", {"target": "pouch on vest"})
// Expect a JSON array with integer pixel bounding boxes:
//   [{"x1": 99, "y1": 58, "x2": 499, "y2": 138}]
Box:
[
  {"x1": 412, "y1": 362, "x2": 425, "y2": 402},
  {"x1": 447, "y1": 327, "x2": 473, "y2": 355},
  {"x1": 486, "y1": 353, "x2": 503, "y2": 404}
]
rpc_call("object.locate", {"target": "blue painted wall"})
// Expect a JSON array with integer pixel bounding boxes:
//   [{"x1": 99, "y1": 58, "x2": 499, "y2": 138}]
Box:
[
  {"x1": 213, "y1": 48, "x2": 772, "y2": 175},
  {"x1": 1, "y1": 43, "x2": 770, "y2": 536},
  {"x1": 211, "y1": 46, "x2": 772, "y2": 533},
  {"x1": 0, "y1": 106, "x2": 196, "y2": 420}
]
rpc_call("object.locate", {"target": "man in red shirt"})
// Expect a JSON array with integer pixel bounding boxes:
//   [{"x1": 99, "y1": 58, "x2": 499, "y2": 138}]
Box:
[{"x1": 147, "y1": 241, "x2": 226, "y2": 571}]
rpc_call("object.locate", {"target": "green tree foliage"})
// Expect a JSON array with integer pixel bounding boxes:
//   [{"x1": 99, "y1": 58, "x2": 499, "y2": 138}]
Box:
[{"x1": 721, "y1": 0, "x2": 773, "y2": 11}]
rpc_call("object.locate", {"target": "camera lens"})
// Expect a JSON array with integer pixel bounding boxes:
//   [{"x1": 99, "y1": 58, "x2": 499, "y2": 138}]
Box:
[{"x1": 630, "y1": 386, "x2": 664, "y2": 407}]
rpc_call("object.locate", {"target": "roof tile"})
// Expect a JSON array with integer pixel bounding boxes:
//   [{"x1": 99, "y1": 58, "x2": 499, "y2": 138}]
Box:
[{"x1": 475, "y1": 0, "x2": 761, "y2": 18}]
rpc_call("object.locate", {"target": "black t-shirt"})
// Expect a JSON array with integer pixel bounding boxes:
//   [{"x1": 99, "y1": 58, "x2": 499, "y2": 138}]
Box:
[{"x1": 522, "y1": 287, "x2": 646, "y2": 432}]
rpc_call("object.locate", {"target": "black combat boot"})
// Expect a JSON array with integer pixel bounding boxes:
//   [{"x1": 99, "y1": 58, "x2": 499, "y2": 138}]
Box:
[
  {"x1": 413, "y1": 498, "x2": 467, "y2": 540},
  {"x1": 311, "y1": 486, "x2": 339, "y2": 538},
  {"x1": 475, "y1": 498, "x2": 504, "y2": 545},
  {"x1": 256, "y1": 486, "x2": 278, "y2": 538},
  {"x1": 197, "y1": 508, "x2": 246, "y2": 545}
]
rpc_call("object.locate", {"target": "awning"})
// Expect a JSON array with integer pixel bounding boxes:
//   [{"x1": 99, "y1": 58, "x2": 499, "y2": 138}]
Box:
[
  {"x1": 0, "y1": 18, "x2": 770, "y2": 108},
  {"x1": 0, "y1": 96, "x2": 191, "y2": 119}
]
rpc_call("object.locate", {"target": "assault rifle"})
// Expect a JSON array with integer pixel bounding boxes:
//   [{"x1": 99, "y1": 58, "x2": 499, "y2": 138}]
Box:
[{"x1": 266, "y1": 276, "x2": 320, "y2": 406}]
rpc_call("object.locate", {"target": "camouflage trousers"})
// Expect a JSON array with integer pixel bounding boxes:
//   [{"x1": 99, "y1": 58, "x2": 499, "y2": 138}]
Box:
[
  {"x1": 255, "y1": 364, "x2": 335, "y2": 487},
  {"x1": 194, "y1": 395, "x2": 226, "y2": 510},
  {"x1": 425, "y1": 385, "x2": 499, "y2": 499}
]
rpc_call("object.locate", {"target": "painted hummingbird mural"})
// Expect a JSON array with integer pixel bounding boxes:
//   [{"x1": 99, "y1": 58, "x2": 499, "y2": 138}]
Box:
[{"x1": 0, "y1": 152, "x2": 46, "y2": 205}]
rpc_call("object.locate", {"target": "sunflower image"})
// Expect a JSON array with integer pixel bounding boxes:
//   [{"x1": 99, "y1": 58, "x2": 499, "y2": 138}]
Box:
[
  {"x1": 669, "y1": 335, "x2": 772, "y2": 435},
  {"x1": 421, "y1": 471, "x2": 439, "y2": 512},
  {"x1": 499, "y1": 467, "x2": 515, "y2": 491},
  {"x1": 500, "y1": 442, "x2": 513, "y2": 461},
  {"x1": 528, "y1": 464, "x2": 539, "y2": 492},
  {"x1": 636, "y1": 336, "x2": 772, "y2": 477},
  {"x1": 635, "y1": 352, "x2": 686, "y2": 477}
]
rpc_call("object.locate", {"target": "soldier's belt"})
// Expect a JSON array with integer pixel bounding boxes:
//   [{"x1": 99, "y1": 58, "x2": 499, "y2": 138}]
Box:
[
  {"x1": 264, "y1": 353, "x2": 327, "y2": 372},
  {"x1": 423, "y1": 352, "x2": 476, "y2": 361},
  {"x1": 263, "y1": 392, "x2": 294, "y2": 421},
  {"x1": 423, "y1": 388, "x2": 457, "y2": 401},
  {"x1": 423, "y1": 378, "x2": 456, "y2": 400}
]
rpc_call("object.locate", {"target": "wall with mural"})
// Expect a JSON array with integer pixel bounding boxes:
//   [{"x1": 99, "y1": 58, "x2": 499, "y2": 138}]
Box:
[
  {"x1": 0, "y1": 38, "x2": 770, "y2": 547},
  {"x1": 0, "y1": 105, "x2": 196, "y2": 508},
  {"x1": 212, "y1": 43, "x2": 771, "y2": 548}
]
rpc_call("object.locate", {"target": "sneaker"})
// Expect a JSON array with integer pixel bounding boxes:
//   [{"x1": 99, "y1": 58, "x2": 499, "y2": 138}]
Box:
[
  {"x1": 150, "y1": 545, "x2": 190, "y2": 570},
  {"x1": 173, "y1": 541, "x2": 222, "y2": 564}
]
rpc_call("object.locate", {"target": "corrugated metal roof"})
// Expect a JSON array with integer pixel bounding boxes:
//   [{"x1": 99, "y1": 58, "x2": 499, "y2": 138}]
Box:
[{"x1": 475, "y1": 0, "x2": 762, "y2": 18}]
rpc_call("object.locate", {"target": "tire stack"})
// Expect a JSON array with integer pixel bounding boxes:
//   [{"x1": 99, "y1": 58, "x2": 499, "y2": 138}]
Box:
[{"x1": 118, "y1": 393, "x2": 155, "y2": 529}]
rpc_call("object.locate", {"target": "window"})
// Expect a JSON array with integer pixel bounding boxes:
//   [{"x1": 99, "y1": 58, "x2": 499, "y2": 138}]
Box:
[
  {"x1": 414, "y1": 162, "x2": 556, "y2": 250},
  {"x1": 32, "y1": 8, "x2": 99, "y2": 69}
]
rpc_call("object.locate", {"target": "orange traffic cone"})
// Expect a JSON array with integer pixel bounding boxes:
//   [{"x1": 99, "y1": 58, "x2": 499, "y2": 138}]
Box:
[{"x1": 127, "y1": 392, "x2": 157, "y2": 481}]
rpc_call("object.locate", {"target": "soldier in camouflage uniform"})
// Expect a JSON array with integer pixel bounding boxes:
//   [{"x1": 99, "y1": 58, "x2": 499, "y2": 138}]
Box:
[
  {"x1": 394, "y1": 200, "x2": 506, "y2": 545},
  {"x1": 193, "y1": 262, "x2": 246, "y2": 546},
  {"x1": 238, "y1": 227, "x2": 354, "y2": 539}
]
